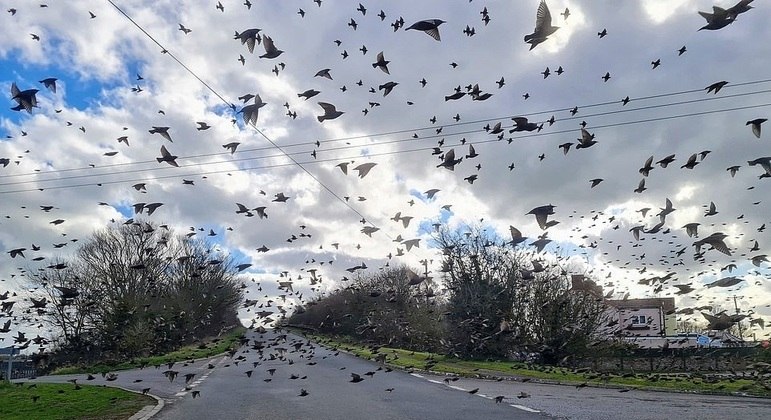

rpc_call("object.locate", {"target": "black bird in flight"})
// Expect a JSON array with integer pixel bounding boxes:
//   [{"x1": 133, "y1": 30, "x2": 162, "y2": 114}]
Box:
[{"x1": 524, "y1": 0, "x2": 559, "y2": 50}]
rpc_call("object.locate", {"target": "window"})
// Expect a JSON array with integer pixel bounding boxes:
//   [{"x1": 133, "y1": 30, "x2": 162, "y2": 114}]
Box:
[{"x1": 630, "y1": 315, "x2": 648, "y2": 326}]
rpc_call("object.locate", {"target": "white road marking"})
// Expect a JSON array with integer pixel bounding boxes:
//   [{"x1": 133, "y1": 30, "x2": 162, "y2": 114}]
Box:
[
  {"x1": 175, "y1": 391, "x2": 187, "y2": 397},
  {"x1": 510, "y1": 404, "x2": 540, "y2": 413},
  {"x1": 412, "y1": 374, "x2": 540, "y2": 414}
]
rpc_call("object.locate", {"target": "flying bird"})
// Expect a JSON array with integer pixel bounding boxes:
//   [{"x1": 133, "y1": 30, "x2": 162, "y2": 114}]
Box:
[
  {"x1": 681, "y1": 153, "x2": 699, "y2": 169},
  {"x1": 317, "y1": 102, "x2": 344, "y2": 122},
  {"x1": 524, "y1": 0, "x2": 559, "y2": 50},
  {"x1": 406, "y1": 19, "x2": 445, "y2": 41},
  {"x1": 234, "y1": 28, "x2": 261, "y2": 53},
  {"x1": 527, "y1": 204, "x2": 556, "y2": 230},
  {"x1": 693, "y1": 232, "x2": 731, "y2": 256},
  {"x1": 576, "y1": 128, "x2": 597, "y2": 149},
  {"x1": 705, "y1": 81, "x2": 728, "y2": 94},
  {"x1": 510, "y1": 117, "x2": 540, "y2": 132},
  {"x1": 314, "y1": 68, "x2": 332, "y2": 80},
  {"x1": 747, "y1": 118, "x2": 767, "y2": 138},
  {"x1": 149, "y1": 126, "x2": 172, "y2": 142},
  {"x1": 222, "y1": 142, "x2": 241, "y2": 154},
  {"x1": 748, "y1": 157, "x2": 771, "y2": 177},
  {"x1": 39, "y1": 78, "x2": 57, "y2": 93},
  {"x1": 260, "y1": 35, "x2": 283, "y2": 59},
  {"x1": 157, "y1": 145, "x2": 179, "y2": 167},
  {"x1": 372, "y1": 51, "x2": 390, "y2": 74},
  {"x1": 353, "y1": 162, "x2": 377, "y2": 178},
  {"x1": 437, "y1": 149, "x2": 462, "y2": 171},
  {"x1": 379, "y1": 81, "x2": 398, "y2": 96},
  {"x1": 240, "y1": 95, "x2": 267, "y2": 126},
  {"x1": 10, "y1": 82, "x2": 38, "y2": 113}
]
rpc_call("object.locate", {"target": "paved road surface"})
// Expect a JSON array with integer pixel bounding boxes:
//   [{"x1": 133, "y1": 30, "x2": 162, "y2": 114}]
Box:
[
  {"x1": 156, "y1": 331, "x2": 542, "y2": 420},
  {"x1": 26, "y1": 330, "x2": 771, "y2": 420}
]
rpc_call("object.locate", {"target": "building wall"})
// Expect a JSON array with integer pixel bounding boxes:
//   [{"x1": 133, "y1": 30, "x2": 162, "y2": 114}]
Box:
[
  {"x1": 617, "y1": 307, "x2": 664, "y2": 336},
  {"x1": 664, "y1": 313, "x2": 678, "y2": 335}
]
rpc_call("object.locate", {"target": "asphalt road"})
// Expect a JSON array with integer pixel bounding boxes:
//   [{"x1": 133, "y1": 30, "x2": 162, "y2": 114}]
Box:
[
  {"x1": 155, "y1": 330, "x2": 542, "y2": 420},
  {"x1": 25, "y1": 330, "x2": 771, "y2": 420}
]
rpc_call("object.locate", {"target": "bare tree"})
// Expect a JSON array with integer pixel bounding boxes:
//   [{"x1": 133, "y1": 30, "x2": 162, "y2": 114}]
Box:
[
  {"x1": 27, "y1": 220, "x2": 243, "y2": 364},
  {"x1": 436, "y1": 224, "x2": 609, "y2": 363},
  {"x1": 287, "y1": 265, "x2": 443, "y2": 351}
]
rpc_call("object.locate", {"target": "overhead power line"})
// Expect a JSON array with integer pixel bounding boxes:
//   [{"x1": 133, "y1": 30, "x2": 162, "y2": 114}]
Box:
[
  {"x1": 2, "y1": 83, "x2": 770, "y2": 184},
  {"x1": 2, "y1": 100, "x2": 770, "y2": 194}
]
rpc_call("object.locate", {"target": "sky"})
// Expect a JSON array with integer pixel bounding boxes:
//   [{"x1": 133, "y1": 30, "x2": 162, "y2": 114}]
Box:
[{"x1": 1, "y1": 0, "x2": 770, "y2": 344}]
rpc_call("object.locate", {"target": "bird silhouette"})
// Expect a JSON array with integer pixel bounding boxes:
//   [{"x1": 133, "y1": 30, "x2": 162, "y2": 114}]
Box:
[
  {"x1": 524, "y1": 1, "x2": 559, "y2": 50},
  {"x1": 747, "y1": 118, "x2": 767, "y2": 138},
  {"x1": 235, "y1": 28, "x2": 261, "y2": 53},
  {"x1": 406, "y1": 19, "x2": 445, "y2": 41},
  {"x1": 317, "y1": 102, "x2": 344, "y2": 122},
  {"x1": 156, "y1": 145, "x2": 178, "y2": 167},
  {"x1": 259, "y1": 35, "x2": 283, "y2": 59}
]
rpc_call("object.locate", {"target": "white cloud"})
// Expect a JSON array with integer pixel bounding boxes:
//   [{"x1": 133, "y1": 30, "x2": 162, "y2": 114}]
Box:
[{"x1": 0, "y1": 0, "x2": 769, "y2": 341}]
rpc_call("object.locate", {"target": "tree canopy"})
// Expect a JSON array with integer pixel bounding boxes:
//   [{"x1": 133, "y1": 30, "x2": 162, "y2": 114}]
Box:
[{"x1": 27, "y1": 220, "x2": 243, "y2": 366}]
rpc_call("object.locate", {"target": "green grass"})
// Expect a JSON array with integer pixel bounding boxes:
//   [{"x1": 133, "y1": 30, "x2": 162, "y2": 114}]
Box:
[
  {"x1": 51, "y1": 325, "x2": 247, "y2": 375},
  {"x1": 302, "y1": 331, "x2": 771, "y2": 398},
  {"x1": 0, "y1": 382, "x2": 154, "y2": 420}
]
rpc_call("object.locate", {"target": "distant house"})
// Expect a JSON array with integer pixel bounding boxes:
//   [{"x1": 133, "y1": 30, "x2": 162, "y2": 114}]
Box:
[{"x1": 605, "y1": 297, "x2": 677, "y2": 338}]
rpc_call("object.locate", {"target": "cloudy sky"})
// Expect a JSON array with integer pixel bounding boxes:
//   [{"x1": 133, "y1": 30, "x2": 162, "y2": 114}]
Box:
[{"x1": 1, "y1": 0, "x2": 769, "y2": 341}]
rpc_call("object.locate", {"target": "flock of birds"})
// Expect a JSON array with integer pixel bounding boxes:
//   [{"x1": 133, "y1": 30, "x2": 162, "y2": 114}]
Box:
[{"x1": 1, "y1": 0, "x2": 771, "y2": 406}]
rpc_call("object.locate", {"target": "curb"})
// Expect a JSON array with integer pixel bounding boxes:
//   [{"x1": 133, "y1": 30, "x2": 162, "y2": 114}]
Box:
[{"x1": 117, "y1": 386, "x2": 165, "y2": 420}]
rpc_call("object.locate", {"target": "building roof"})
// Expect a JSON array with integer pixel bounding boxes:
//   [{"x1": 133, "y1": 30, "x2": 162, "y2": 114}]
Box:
[{"x1": 606, "y1": 297, "x2": 675, "y2": 313}]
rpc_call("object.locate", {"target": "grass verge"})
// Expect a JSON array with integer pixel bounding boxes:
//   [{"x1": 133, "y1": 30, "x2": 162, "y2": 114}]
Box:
[
  {"x1": 0, "y1": 381, "x2": 154, "y2": 420},
  {"x1": 51, "y1": 325, "x2": 247, "y2": 375},
  {"x1": 300, "y1": 331, "x2": 771, "y2": 398}
]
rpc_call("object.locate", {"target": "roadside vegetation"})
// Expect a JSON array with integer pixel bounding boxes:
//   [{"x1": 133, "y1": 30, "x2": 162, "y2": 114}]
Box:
[
  {"x1": 0, "y1": 381, "x2": 154, "y2": 420},
  {"x1": 286, "y1": 224, "x2": 771, "y2": 398},
  {"x1": 25, "y1": 220, "x2": 245, "y2": 375},
  {"x1": 51, "y1": 325, "x2": 246, "y2": 375},
  {"x1": 289, "y1": 225, "x2": 610, "y2": 363},
  {"x1": 303, "y1": 332, "x2": 771, "y2": 398}
]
